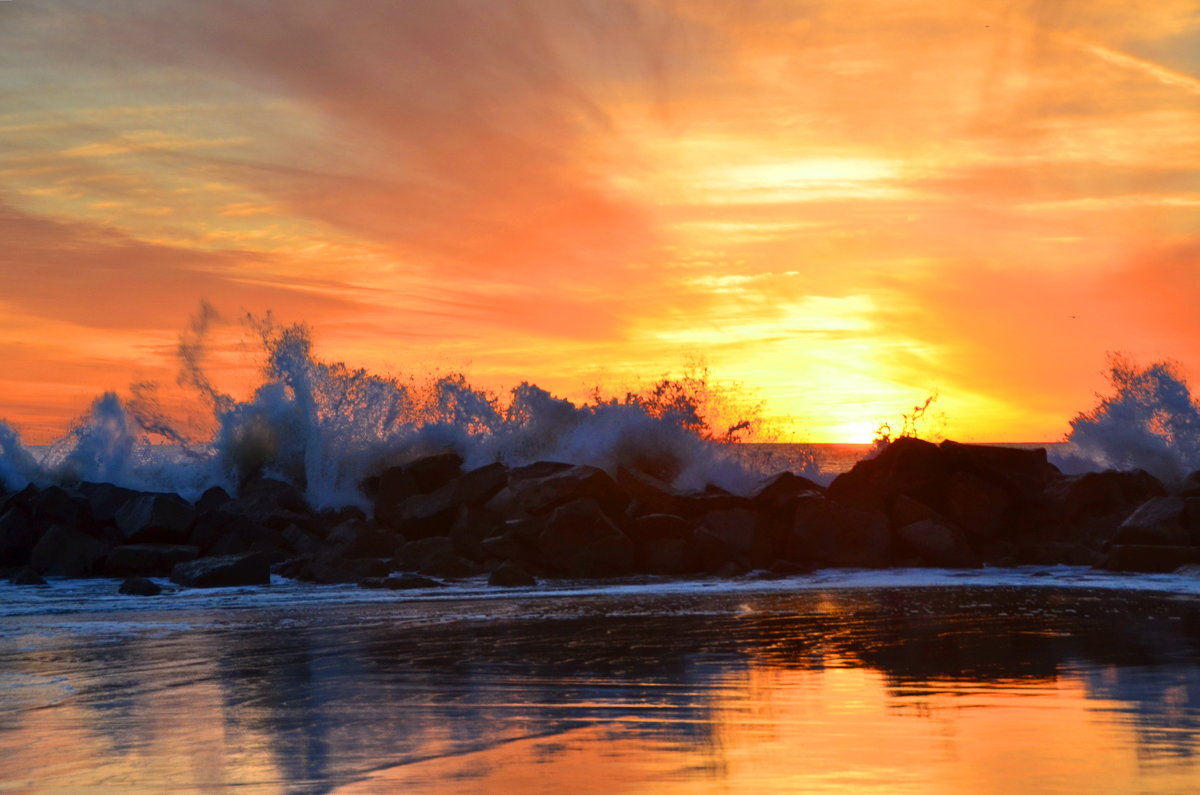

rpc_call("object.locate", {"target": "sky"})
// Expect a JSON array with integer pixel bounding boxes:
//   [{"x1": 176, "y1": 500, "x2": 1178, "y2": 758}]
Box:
[{"x1": 1, "y1": 0, "x2": 1197, "y2": 443}]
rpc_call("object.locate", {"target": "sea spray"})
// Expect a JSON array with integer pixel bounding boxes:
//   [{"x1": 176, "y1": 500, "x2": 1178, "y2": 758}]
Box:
[
  {"x1": 0, "y1": 314, "x2": 783, "y2": 510},
  {"x1": 1057, "y1": 356, "x2": 1200, "y2": 484}
]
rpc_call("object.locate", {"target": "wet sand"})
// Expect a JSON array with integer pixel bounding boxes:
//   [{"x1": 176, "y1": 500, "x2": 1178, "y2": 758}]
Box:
[{"x1": 3, "y1": 580, "x2": 1200, "y2": 792}]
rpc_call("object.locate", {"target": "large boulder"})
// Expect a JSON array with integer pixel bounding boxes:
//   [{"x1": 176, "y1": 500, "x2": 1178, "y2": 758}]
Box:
[
  {"x1": 118, "y1": 575, "x2": 163, "y2": 596},
  {"x1": 29, "y1": 524, "x2": 110, "y2": 577},
  {"x1": 537, "y1": 499, "x2": 634, "y2": 578},
  {"x1": 896, "y1": 520, "x2": 982, "y2": 568},
  {"x1": 693, "y1": 508, "x2": 778, "y2": 571},
  {"x1": 511, "y1": 464, "x2": 627, "y2": 517},
  {"x1": 76, "y1": 482, "x2": 140, "y2": 525},
  {"x1": 371, "y1": 452, "x2": 465, "y2": 522},
  {"x1": 1042, "y1": 469, "x2": 1166, "y2": 544},
  {"x1": 30, "y1": 486, "x2": 95, "y2": 535},
  {"x1": 1100, "y1": 545, "x2": 1200, "y2": 573},
  {"x1": 787, "y1": 497, "x2": 891, "y2": 568},
  {"x1": 638, "y1": 537, "x2": 701, "y2": 575},
  {"x1": 170, "y1": 553, "x2": 271, "y2": 588},
  {"x1": 114, "y1": 493, "x2": 196, "y2": 544},
  {"x1": 488, "y1": 561, "x2": 536, "y2": 587},
  {"x1": 377, "y1": 463, "x2": 508, "y2": 538},
  {"x1": 0, "y1": 508, "x2": 38, "y2": 567},
  {"x1": 1113, "y1": 496, "x2": 1193, "y2": 546},
  {"x1": 103, "y1": 544, "x2": 200, "y2": 577}
]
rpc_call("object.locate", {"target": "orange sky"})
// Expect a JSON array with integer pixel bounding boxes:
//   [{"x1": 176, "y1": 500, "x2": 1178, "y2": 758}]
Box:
[{"x1": 1, "y1": 0, "x2": 1197, "y2": 443}]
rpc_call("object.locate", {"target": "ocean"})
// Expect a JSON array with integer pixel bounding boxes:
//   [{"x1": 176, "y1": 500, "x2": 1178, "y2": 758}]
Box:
[{"x1": 3, "y1": 569, "x2": 1200, "y2": 792}]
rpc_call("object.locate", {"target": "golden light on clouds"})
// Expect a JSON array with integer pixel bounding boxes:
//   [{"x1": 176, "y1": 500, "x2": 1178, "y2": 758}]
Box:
[{"x1": 0, "y1": 0, "x2": 1197, "y2": 442}]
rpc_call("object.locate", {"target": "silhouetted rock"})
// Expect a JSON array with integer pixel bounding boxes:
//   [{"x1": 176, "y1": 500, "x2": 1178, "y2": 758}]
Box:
[
  {"x1": 693, "y1": 508, "x2": 777, "y2": 571},
  {"x1": 513, "y1": 464, "x2": 627, "y2": 517},
  {"x1": 31, "y1": 486, "x2": 94, "y2": 534},
  {"x1": 378, "y1": 463, "x2": 508, "y2": 538},
  {"x1": 0, "y1": 508, "x2": 38, "y2": 567},
  {"x1": 788, "y1": 497, "x2": 891, "y2": 568},
  {"x1": 118, "y1": 575, "x2": 162, "y2": 596},
  {"x1": 300, "y1": 553, "x2": 391, "y2": 584},
  {"x1": 170, "y1": 553, "x2": 271, "y2": 588},
  {"x1": 752, "y1": 471, "x2": 825, "y2": 514},
  {"x1": 195, "y1": 485, "x2": 232, "y2": 514},
  {"x1": 896, "y1": 520, "x2": 982, "y2": 568},
  {"x1": 1100, "y1": 544, "x2": 1200, "y2": 573},
  {"x1": 114, "y1": 493, "x2": 196, "y2": 544},
  {"x1": 538, "y1": 499, "x2": 634, "y2": 577},
  {"x1": 624, "y1": 513, "x2": 694, "y2": 545},
  {"x1": 372, "y1": 452, "x2": 467, "y2": 525},
  {"x1": 76, "y1": 482, "x2": 139, "y2": 525},
  {"x1": 326, "y1": 518, "x2": 395, "y2": 558},
  {"x1": 488, "y1": 561, "x2": 536, "y2": 587},
  {"x1": 104, "y1": 544, "x2": 200, "y2": 577},
  {"x1": 30, "y1": 525, "x2": 109, "y2": 577},
  {"x1": 638, "y1": 537, "x2": 701, "y2": 575},
  {"x1": 1114, "y1": 497, "x2": 1191, "y2": 546},
  {"x1": 10, "y1": 566, "x2": 46, "y2": 586}
]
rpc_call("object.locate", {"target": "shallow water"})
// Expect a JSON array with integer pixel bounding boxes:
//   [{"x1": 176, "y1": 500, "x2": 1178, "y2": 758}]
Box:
[{"x1": 3, "y1": 571, "x2": 1200, "y2": 793}]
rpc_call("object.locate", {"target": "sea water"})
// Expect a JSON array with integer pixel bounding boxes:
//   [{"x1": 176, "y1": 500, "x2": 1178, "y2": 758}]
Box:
[{"x1": 2, "y1": 570, "x2": 1200, "y2": 793}]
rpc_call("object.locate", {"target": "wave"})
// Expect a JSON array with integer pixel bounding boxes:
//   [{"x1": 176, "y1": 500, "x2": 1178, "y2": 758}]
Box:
[
  {"x1": 1055, "y1": 355, "x2": 1200, "y2": 484},
  {"x1": 0, "y1": 312, "x2": 802, "y2": 508}
]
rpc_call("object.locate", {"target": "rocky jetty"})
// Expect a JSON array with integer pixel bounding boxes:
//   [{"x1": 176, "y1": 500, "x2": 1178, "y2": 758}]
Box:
[{"x1": 3, "y1": 438, "x2": 1200, "y2": 591}]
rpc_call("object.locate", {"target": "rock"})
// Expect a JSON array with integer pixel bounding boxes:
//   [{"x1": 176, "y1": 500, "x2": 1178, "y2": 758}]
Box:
[
  {"x1": 372, "y1": 452, "x2": 467, "y2": 524},
  {"x1": 788, "y1": 498, "x2": 891, "y2": 568},
  {"x1": 188, "y1": 510, "x2": 267, "y2": 554},
  {"x1": 30, "y1": 524, "x2": 109, "y2": 577},
  {"x1": 537, "y1": 499, "x2": 634, "y2": 578},
  {"x1": 623, "y1": 513, "x2": 694, "y2": 545},
  {"x1": 944, "y1": 470, "x2": 1010, "y2": 538},
  {"x1": 638, "y1": 537, "x2": 701, "y2": 575},
  {"x1": 114, "y1": 493, "x2": 196, "y2": 544},
  {"x1": 227, "y1": 477, "x2": 309, "y2": 521},
  {"x1": 195, "y1": 485, "x2": 232, "y2": 514},
  {"x1": 301, "y1": 553, "x2": 392, "y2": 584},
  {"x1": 617, "y1": 466, "x2": 694, "y2": 517},
  {"x1": 103, "y1": 544, "x2": 200, "y2": 577},
  {"x1": 10, "y1": 566, "x2": 46, "y2": 586},
  {"x1": 280, "y1": 524, "x2": 324, "y2": 556},
  {"x1": 326, "y1": 518, "x2": 395, "y2": 558},
  {"x1": 752, "y1": 471, "x2": 825, "y2": 513},
  {"x1": 513, "y1": 465, "x2": 627, "y2": 517},
  {"x1": 359, "y1": 573, "x2": 446, "y2": 590},
  {"x1": 1047, "y1": 470, "x2": 1166, "y2": 525},
  {"x1": 827, "y1": 437, "x2": 943, "y2": 510},
  {"x1": 488, "y1": 561, "x2": 536, "y2": 587},
  {"x1": 1100, "y1": 544, "x2": 1200, "y2": 573},
  {"x1": 76, "y1": 482, "x2": 140, "y2": 525},
  {"x1": 889, "y1": 495, "x2": 944, "y2": 530},
  {"x1": 378, "y1": 463, "x2": 508, "y2": 538},
  {"x1": 896, "y1": 520, "x2": 982, "y2": 568},
  {"x1": 449, "y1": 506, "x2": 502, "y2": 561},
  {"x1": 32, "y1": 486, "x2": 95, "y2": 530},
  {"x1": 693, "y1": 508, "x2": 777, "y2": 571},
  {"x1": 0, "y1": 508, "x2": 38, "y2": 567},
  {"x1": 118, "y1": 575, "x2": 163, "y2": 596},
  {"x1": 169, "y1": 553, "x2": 271, "y2": 588},
  {"x1": 1113, "y1": 496, "x2": 1191, "y2": 546}
]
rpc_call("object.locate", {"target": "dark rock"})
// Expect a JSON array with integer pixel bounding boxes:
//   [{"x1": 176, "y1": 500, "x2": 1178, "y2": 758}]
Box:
[
  {"x1": 896, "y1": 520, "x2": 982, "y2": 568},
  {"x1": 1180, "y1": 471, "x2": 1200, "y2": 498},
  {"x1": 638, "y1": 537, "x2": 700, "y2": 575},
  {"x1": 827, "y1": 437, "x2": 943, "y2": 510},
  {"x1": 693, "y1": 508, "x2": 777, "y2": 571},
  {"x1": 752, "y1": 471, "x2": 825, "y2": 512},
  {"x1": 1113, "y1": 496, "x2": 1190, "y2": 546},
  {"x1": 397, "y1": 537, "x2": 454, "y2": 570},
  {"x1": 103, "y1": 544, "x2": 200, "y2": 577},
  {"x1": 944, "y1": 470, "x2": 1010, "y2": 538},
  {"x1": 418, "y1": 550, "x2": 478, "y2": 578},
  {"x1": 228, "y1": 477, "x2": 308, "y2": 520},
  {"x1": 170, "y1": 553, "x2": 271, "y2": 588},
  {"x1": 195, "y1": 485, "x2": 232, "y2": 514},
  {"x1": 513, "y1": 465, "x2": 627, "y2": 517},
  {"x1": 118, "y1": 575, "x2": 162, "y2": 596},
  {"x1": 889, "y1": 495, "x2": 944, "y2": 530},
  {"x1": 301, "y1": 553, "x2": 391, "y2": 584},
  {"x1": 76, "y1": 482, "x2": 140, "y2": 525},
  {"x1": 10, "y1": 566, "x2": 46, "y2": 586},
  {"x1": 359, "y1": 573, "x2": 446, "y2": 590},
  {"x1": 623, "y1": 513, "x2": 694, "y2": 544},
  {"x1": 0, "y1": 508, "x2": 38, "y2": 567},
  {"x1": 788, "y1": 498, "x2": 891, "y2": 568},
  {"x1": 378, "y1": 463, "x2": 508, "y2": 538},
  {"x1": 326, "y1": 518, "x2": 395, "y2": 558},
  {"x1": 1100, "y1": 544, "x2": 1200, "y2": 573},
  {"x1": 488, "y1": 561, "x2": 536, "y2": 587},
  {"x1": 538, "y1": 499, "x2": 634, "y2": 578},
  {"x1": 617, "y1": 466, "x2": 694, "y2": 517},
  {"x1": 31, "y1": 486, "x2": 94, "y2": 534},
  {"x1": 480, "y1": 531, "x2": 534, "y2": 566},
  {"x1": 280, "y1": 524, "x2": 324, "y2": 556},
  {"x1": 114, "y1": 493, "x2": 196, "y2": 544},
  {"x1": 30, "y1": 525, "x2": 109, "y2": 577},
  {"x1": 188, "y1": 510, "x2": 264, "y2": 553},
  {"x1": 449, "y1": 506, "x2": 502, "y2": 561},
  {"x1": 372, "y1": 453, "x2": 467, "y2": 524}
]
